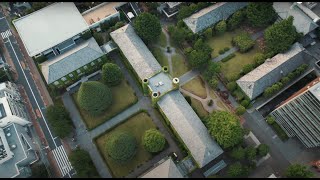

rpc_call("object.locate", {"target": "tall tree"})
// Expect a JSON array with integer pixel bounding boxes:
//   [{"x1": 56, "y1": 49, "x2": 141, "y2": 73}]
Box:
[
  {"x1": 285, "y1": 164, "x2": 314, "y2": 178},
  {"x1": 102, "y1": 63, "x2": 123, "y2": 86},
  {"x1": 133, "y1": 12, "x2": 161, "y2": 44},
  {"x1": 264, "y1": 16, "x2": 299, "y2": 54},
  {"x1": 46, "y1": 104, "x2": 73, "y2": 138},
  {"x1": 246, "y1": 2, "x2": 277, "y2": 27},
  {"x1": 69, "y1": 149, "x2": 100, "y2": 178}
]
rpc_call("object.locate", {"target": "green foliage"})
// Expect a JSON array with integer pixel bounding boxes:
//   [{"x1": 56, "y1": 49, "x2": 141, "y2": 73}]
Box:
[
  {"x1": 221, "y1": 53, "x2": 236, "y2": 62},
  {"x1": 242, "y1": 64, "x2": 254, "y2": 75},
  {"x1": 100, "y1": 21, "x2": 110, "y2": 32},
  {"x1": 171, "y1": 27, "x2": 188, "y2": 47},
  {"x1": 257, "y1": 144, "x2": 269, "y2": 157},
  {"x1": 219, "y1": 47, "x2": 230, "y2": 55},
  {"x1": 46, "y1": 104, "x2": 73, "y2": 138},
  {"x1": 246, "y1": 2, "x2": 277, "y2": 27},
  {"x1": 240, "y1": 99, "x2": 250, "y2": 108},
  {"x1": 227, "y1": 82, "x2": 237, "y2": 91},
  {"x1": 230, "y1": 146, "x2": 246, "y2": 160},
  {"x1": 187, "y1": 38, "x2": 212, "y2": 68},
  {"x1": 232, "y1": 33, "x2": 255, "y2": 53},
  {"x1": 236, "y1": 105, "x2": 246, "y2": 115},
  {"x1": 133, "y1": 12, "x2": 161, "y2": 43},
  {"x1": 77, "y1": 81, "x2": 112, "y2": 116},
  {"x1": 0, "y1": 69, "x2": 10, "y2": 83},
  {"x1": 145, "y1": 2, "x2": 159, "y2": 16},
  {"x1": 81, "y1": 30, "x2": 92, "y2": 40},
  {"x1": 280, "y1": 76, "x2": 290, "y2": 85},
  {"x1": 272, "y1": 122, "x2": 289, "y2": 141},
  {"x1": 177, "y1": 2, "x2": 210, "y2": 20},
  {"x1": 142, "y1": 129, "x2": 166, "y2": 153},
  {"x1": 203, "y1": 61, "x2": 221, "y2": 81},
  {"x1": 102, "y1": 63, "x2": 123, "y2": 86},
  {"x1": 227, "y1": 162, "x2": 245, "y2": 177},
  {"x1": 208, "y1": 99, "x2": 213, "y2": 106},
  {"x1": 254, "y1": 53, "x2": 267, "y2": 66},
  {"x1": 114, "y1": 21, "x2": 126, "y2": 29},
  {"x1": 227, "y1": 9, "x2": 246, "y2": 30},
  {"x1": 285, "y1": 164, "x2": 314, "y2": 178},
  {"x1": 93, "y1": 32, "x2": 104, "y2": 46},
  {"x1": 215, "y1": 20, "x2": 227, "y2": 34},
  {"x1": 32, "y1": 2, "x2": 48, "y2": 11},
  {"x1": 266, "y1": 116, "x2": 275, "y2": 125},
  {"x1": 204, "y1": 28, "x2": 213, "y2": 40},
  {"x1": 265, "y1": 16, "x2": 299, "y2": 54},
  {"x1": 106, "y1": 131, "x2": 137, "y2": 163},
  {"x1": 31, "y1": 164, "x2": 48, "y2": 178},
  {"x1": 34, "y1": 55, "x2": 48, "y2": 64},
  {"x1": 69, "y1": 149, "x2": 99, "y2": 178},
  {"x1": 205, "y1": 111, "x2": 243, "y2": 149},
  {"x1": 209, "y1": 78, "x2": 219, "y2": 89},
  {"x1": 246, "y1": 146, "x2": 257, "y2": 161}
]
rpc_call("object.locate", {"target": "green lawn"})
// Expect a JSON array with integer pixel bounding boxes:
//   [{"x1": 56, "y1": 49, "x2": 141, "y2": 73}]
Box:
[
  {"x1": 190, "y1": 97, "x2": 208, "y2": 119},
  {"x1": 158, "y1": 32, "x2": 167, "y2": 48},
  {"x1": 181, "y1": 76, "x2": 207, "y2": 99},
  {"x1": 150, "y1": 47, "x2": 169, "y2": 67},
  {"x1": 73, "y1": 80, "x2": 138, "y2": 130},
  {"x1": 171, "y1": 53, "x2": 190, "y2": 78},
  {"x1": 95, "y1": 112, "x2": 157, "y2": 177},
  {"x1": 221, "y1": 44, "x2": 261, "y2": 81},
  {"x1": 207, "y1": 29, "x2": 243, "y2": 58}
]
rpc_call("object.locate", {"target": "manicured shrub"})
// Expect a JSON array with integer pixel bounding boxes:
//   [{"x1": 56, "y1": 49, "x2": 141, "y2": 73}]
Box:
[
  {"x1": 114, "y1": 21, "x2": 125, "y2": 29},
  {"x1": 254, "y1": 53, "x2": 267, "y2": 66},
  {"x1": 227, "y1": 162, "x2": 245, "y2": 177},
  {"x1": 232, "y1": 33, "x2": 255, "y2": 53},
  {"x1": 224, "y1": 47, "x2": 230, "y2": 52},
  {"x1": 236, "y1": 105, "x2": 246, "y2": 115},
  {"x1": 209, "y1": 78, "x2": 219, "y2": 89},
  {"x1": 285, "y1": 164, "x2": 314, "y2": 178},
  {"x1": 280, "y1": 77, "x2": 290, "y2": 85},
  {"x1": 142, "y1": 129, "x2": 166, "y2": 153},
  {"x1": 230, "y1": 146, "x2": 246, "y2": 160},
  {"x1": 106, "y1": 131, "x2": 137, "y2": 163},
  {"x1": 204, "y1": 28, "x2": 213, "y2": 40},
  {"x1": 240, "y1": 99, "x2": 250, "y2": 108},
  {"x1": 266, "y1": 116, "x2": 275, "y2": 125},
  {"x1": 227, "y1": 81, "x2": 237, "y2": 91},
  {"x1": 102, "y1": 63, "x2": 123, "y2": 86},
  {"x1": 215, "y1": 20, "x2": 227, "y2": 34},
  {"x1": 93, "y1": 32, "x2": 104, "y2": 46},
  {"x1": 221, "y1": 53, "x2": 236, "y2": 62},
  {"x1": 208, "y1": 99, "x2": 213, "y2": 106},
  {"x1": 77, "y1": 81, "x2": 112, "y2": 116},
  {"x1": 227, "y1": 9, "x2": 246, "y2": 30},
  {"x1": 242, "y1": 64, "x2": 254, "y2": 74},
  {"x1": 257, "y1": 144, "x2": 269, "y2": 157},
  {"x1": 246, "y1": 146, "x2": 257, "y2": 161}
]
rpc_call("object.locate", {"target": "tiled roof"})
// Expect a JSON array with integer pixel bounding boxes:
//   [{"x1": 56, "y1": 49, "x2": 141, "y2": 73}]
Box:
[{"x1": 141, "y1": 157, "x2": 183, "y2": 178}]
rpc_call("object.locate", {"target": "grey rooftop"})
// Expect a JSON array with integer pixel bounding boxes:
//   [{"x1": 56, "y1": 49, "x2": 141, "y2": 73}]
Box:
[
  {"x1": 148, "y1": 72, "x2": 173, "y2": 95},
  {"x1": 140, "y1": 157, "x2": 183, "y2": 178}
]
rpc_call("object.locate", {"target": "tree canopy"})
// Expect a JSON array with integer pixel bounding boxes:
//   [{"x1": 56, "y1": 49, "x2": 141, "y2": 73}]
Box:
[
  {"x1": 215, "y1": 20, "x2": 227, "y2": 34},
  {"x1": 46, "y1": 104, "x2": 73, "y2": 138},
  {"x1": 102, "y1": 63, "x2": 123, "y2": 86},
  {"x1": 69, "y1": 148, "x2": 100, "y2": 178},
  {"x1": 227, "y1": 162, "x2": 245, "y2": 177},
  {"x1": 133, "y1": 12, "x2": 161, "y2": 44},
  {"x1": 230, "y1": 146, "x2": 246, "y2": 160},
  {"x1": 105, "y1": 131, "x2": 137, "y2": 163},
  {"x1": 264, "y1": 16, "x2": 299, "y2": 54},
  {"x1": 31, "y1": 164, "x2": 49, "y2": 178},
  {"x1": 203, "y1": 61, "x2": 221, "y2": 81},
  {"x1": 77, "y1": 81, "x2": 112, "y2": 116},
  {"x1": 142, "y1": 129, "x2": 166, "y2": 153},
  {"x1": 227, "y1": 9, "x2": 246, "y2": 30},
  {"x1": 246, "y1": 2, "x2": 277, "y2": 27},
  {"x1": 205, "y1": 111, "x2": 243, "y2": 149},
  {"x1": 285, "y1": 164, "x2": 314, "y2": 178},
  {"x1": 257, "y1": 144, "x2": 269, "y2": 157}
]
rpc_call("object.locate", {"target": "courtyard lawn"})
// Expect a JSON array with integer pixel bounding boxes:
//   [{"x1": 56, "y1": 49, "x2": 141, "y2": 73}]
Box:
[
  {"x1": 73, "y1": 80, "x2": 138, "y2": 130},
  {"x1": 158, "y1": 32, "x2": 167, "y2": 48},
  {"x1": 209, "y1": 89, "x2": 217, "y2": 99},
  {"x1": 221, "y1": 44, "x2": 261, "y2": 81},
  {"x1": 95, "y1": 112, "x2": 157, "y2": 178},
  {"x1": 190, "y1": 97, "x2": 208, "y2": 119},
  {"x1": 207, "y1": 29, "x2": 243, "y2": 58},
  {"x1": 209, "y1": 89, "x2": 230, "y2": 112},
  {"x1": 150, "y1": 47, "x2": 169, "y2": 67},
  {"x1": 171, "y1": 53, "x2": 190, "y2": 78},
  {"x1": 217, "y1": 100, "x2": 230, "y2": 112},
  {"x1": 181, "y1": 76, "x2": 207, "y2": 99}
]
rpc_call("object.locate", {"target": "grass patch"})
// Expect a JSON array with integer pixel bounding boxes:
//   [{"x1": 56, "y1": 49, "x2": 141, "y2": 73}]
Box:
[
  {"x1": 217, "y1": 101, "x2": 229, "y2": 112},
  {"x1": 158, "y1": 32, "x2": 167, "y2": 48},
  {"x1": 171, "y1": 53, "x2": 190, "y2": 77},
  {"x1": 190, "y1": 97, "x2": 208, "y2": 119},
  {"x1": 221, "y1": 44, "x2": 261, "y2": 81},
  {"x1": 209, "y1": 89, "x2": 217, "y2": 99},
  {"x1": 73, "y1": 80, "x2": 138, "y2": 130},
  {"x1": 271, "y1": 123, "x2": 289, "y2": 141},
  {"x1": 95, "y1": 112, "x2": 157, "y2": 177},
  {"x1": 207, "y1": 29, "x2": 243, "y2": 58},
  {"x1": 181, "y1": 76, "x2": 207, "y2": 99},
  {"x1": 150, "y1": 47, "x2": 169, "y2": 67}
]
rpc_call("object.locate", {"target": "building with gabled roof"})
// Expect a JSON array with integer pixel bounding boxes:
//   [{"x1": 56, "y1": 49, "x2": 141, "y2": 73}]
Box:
[
  {"x1": 183, "y1": 2, "x2": 247, "y2": 34},
  {"x1": 236, "y1": 42, "x2": 306, "y2": 100},
  {"x1": 140, "y1": 157, "x2": 184, "y2": 178},
  {"x1": 40, "y1": 37, "x2": 104, "y2": 85},
  {"x1": 110, "y1": 24, "x2": 162, "y2": 80}
]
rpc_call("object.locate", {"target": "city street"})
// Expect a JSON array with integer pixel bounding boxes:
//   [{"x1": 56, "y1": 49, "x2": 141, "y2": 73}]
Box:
[{"x1": 0, "y1": 10, "x2": 75, "y2": 178}]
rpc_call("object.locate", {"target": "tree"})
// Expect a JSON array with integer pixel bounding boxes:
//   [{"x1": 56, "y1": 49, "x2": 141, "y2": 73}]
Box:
[
  {"x1": 177, "y1": 5, "x2": 195, "y2": 20},
  {"x1": 32, "y1": 2, "x2": 48, "y2": 11},
  {"x1": 227, "y1": 162, "x2": 245, "y2": 177},
  {"x1": 205, "y1": 111, "x2": 243, "y2": 149},
  {"x1": 187, "y1": 50, "x2": 210, "y2": 68},
  {"x1": 102, "y1": 63, "x2": 123, "y2": 86},
  {"x1": 264, "y1": 86, "x2": 274, "y2": 97},
  {"x1": 204, "y1": 28, "x2": 213, "y2": 40},
  {"x1": 257, "y1": 144, "x2": 269, "y2": 157},
  {"x1": 241, "y1": 99, "x2": 250, "y2": 108},
  {"x1": 209, "y1": 78, "x2": 219, "y2": 89},
  {"x1": 246, "y1": 2, "x2": 277, "y2": 27},
  {"x1": 171, "y1": 27, "x2": 188, "y2": 47},
  {"x1": 246, "y1": 146, "x2": 257, "y2": 161},
  {"x1": 69, "y1": 149, "x2": 99, "y2": 178},
  {"x1": 242, "y1": 64, "x2": 254, "y2": 74},
  {"x1": 254, "y1": 53, "x2": 267, "y2": 66},
  {"x1": 46, "y1": 104, "x2": 73, "y2": 138},
  {"x1": 227, "y1": 82, "x2": 237, "y2": 92},
  {"x1": 236, "y1": 105, "x2": 246, "y2": 115},
  {"x1": 232, "y1": 33, "x2": 255, "y2": 53},
  {"x1": 106, "y1": 131, "x2": 137, "y2": 163},
  {"x1": 77, "y1": 81, "x2": 112, "y2": 116},
  {"x1": 114, "y1": 21, "x2": 125, "y2": 29},
  {"x1": 133, "y1": 12, "x2": 161, "y2": 44},
  {"x1": 227, "y1": 9, "x2": 246, "y2": 30},
  {"x1": 264, "y1": 16, "x2": 299, "y2": 54},
  {"x1": 285, "y1": 164, "x2": 314, "y2": 178},
  {"x1": 266, "y1": 116, "x2": 275, "y2": 125},
  {"x1": 93, "y1": 32, "x2": 104, "y2": 46},
  {"x1": 203, "y1": 61, "x2": 221, "y2": 81},
  {"x1": 31, "y1": 164, "x2": 49, "y2": 178},
  {"x1": 142, "y1": 129, "x2": 166, "y2": 153},
  {"x1": 230, "y1": 146, "x2": 246, "y2": 160},
  {"x1": 215, "y1": 20, "x2": 227, "y2": 34}
]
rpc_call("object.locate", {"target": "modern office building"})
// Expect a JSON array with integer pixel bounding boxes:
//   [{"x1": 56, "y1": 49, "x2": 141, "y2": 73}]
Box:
[{"x1": 270, "y1": 77, "x2": 320, "y2": 148}]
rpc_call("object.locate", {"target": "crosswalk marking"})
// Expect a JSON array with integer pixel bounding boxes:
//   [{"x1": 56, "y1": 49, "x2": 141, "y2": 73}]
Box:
[
  {"x1": 52, "y1": 145, "x2": 73, "y2": 177},
  {"x1": 1, "y1": 30, "x2": 12, "y2": 40}
]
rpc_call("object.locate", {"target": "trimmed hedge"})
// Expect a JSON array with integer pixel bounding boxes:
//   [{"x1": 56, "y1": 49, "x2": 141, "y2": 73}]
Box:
[
  {"x1": 219, "y1": 47, "x2": 230, "y2": 54},
  {"x1": 221, "y1": 53, "x2": 236, "y2": 62},
  {"x1": 232, "y1": 33, "x2": 255, "y2": 53},
  {"x1": 105, "y1": 131, "x2": 137, "y2": 163},
  {"x1": 77, "y1": 81, "x2": 112, "y2": 116},
  {"x1": 142, "y1": 129, "x2": 166, "y2": 153},
  {"x1": 102, "y1": 63, "x2": 123, "y2": 86}
]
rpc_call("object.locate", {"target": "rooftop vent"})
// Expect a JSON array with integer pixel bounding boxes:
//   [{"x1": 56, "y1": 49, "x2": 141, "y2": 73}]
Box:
[
  {"x1": 6, "y1": 133, "x2": 11, "y2": 137},
  {"x1": 10, "y1": 144, "x2": 16, "y2": 150}
]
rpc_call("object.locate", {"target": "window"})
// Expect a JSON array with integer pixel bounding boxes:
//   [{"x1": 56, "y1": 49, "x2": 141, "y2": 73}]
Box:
[
  {"x1": 69, "y1": 74, "x2": 73, "y2": 78},
  {"x1": 61, "y1": 77, "x2": 67, "y2": 81}
]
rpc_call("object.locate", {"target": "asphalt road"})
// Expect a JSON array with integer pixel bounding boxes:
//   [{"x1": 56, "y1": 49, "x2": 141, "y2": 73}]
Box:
[{"x1": 0, "y1": 11, "x2": 75, "y2": 177}]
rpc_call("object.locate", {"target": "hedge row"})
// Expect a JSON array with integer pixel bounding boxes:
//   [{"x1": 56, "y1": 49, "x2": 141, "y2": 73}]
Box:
[
  {"x1": 221, "y1": 53, "x2": 236, "y2": 62},
  {"x1": 219, "y1": 47, "x2": 231, "y2": 55}
]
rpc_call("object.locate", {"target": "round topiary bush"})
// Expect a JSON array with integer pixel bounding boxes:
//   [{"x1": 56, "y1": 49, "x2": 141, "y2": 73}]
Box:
[
  {"x1": 102, "y1": 63, "x2": 123, "y2": 86},
  {"x1": 142, "y1": 129, "x2": 166, "y2": 153},
  {"x1": 77, "y1": 81, "x2": 112, "y2": 116},
  {"x1": 106, "y1": 131, "x2": 137, "y2": 163}
]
